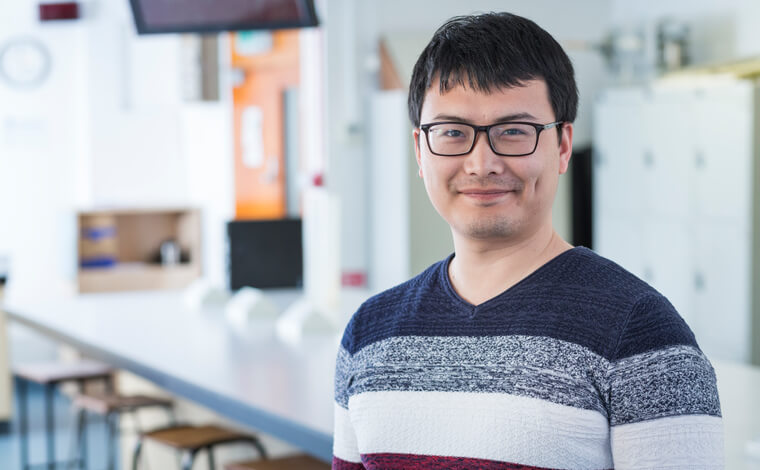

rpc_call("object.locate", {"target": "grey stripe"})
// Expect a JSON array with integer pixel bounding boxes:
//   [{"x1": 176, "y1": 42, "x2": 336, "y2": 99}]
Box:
[
  {"x1": 335, "y1": 346, "x2": 352, "y2": 409},
  {"x1": 343, "y1": 335, "x2": 611, "y2": 415},
  {"x1": 337, "y1": 337, "x2": 721, "y2": 424},
  {"x1": 608, "y1": 344, "x2": 721, "y2": 425}
]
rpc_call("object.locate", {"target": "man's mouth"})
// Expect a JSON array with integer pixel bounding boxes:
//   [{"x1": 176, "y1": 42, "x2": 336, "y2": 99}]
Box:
[{"x1": 458, "y1": 189, "x2": 514, "y2": 201}]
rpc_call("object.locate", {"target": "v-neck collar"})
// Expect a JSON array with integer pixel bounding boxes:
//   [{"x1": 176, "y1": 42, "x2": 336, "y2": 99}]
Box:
[{"x1": 439, "y1": 246, "x2": 585, "y2": 315}]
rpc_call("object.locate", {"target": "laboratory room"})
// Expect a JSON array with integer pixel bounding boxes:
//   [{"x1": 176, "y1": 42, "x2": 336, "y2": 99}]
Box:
[{"x1": 0, "y1": 0, "x2": 759, "y2": 468}]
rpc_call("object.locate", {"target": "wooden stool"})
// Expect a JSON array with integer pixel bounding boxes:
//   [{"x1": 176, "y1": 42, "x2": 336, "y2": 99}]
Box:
[
  {"x1": 72, "y1": 392, "x2": 175, "y2": 470},
  {"x1": 132, "y1": 424, "x2": 267, "y2": 470},
  {"x1": 13, "y1": 360, "x2": 114, "y2": 470},
  {"x1": 225, "y1": 455, "x2": 330, "y2": 470}
]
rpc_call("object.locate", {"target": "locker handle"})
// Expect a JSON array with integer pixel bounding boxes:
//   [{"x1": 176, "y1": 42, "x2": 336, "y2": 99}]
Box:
[
  {"x1": 695, "y1": 152, "x2": 706, "y2": 169},
  {"x1": 694, "y1": 272, "x2": 706, "y2": 292},
  {"x1": 643, "y1": 151, "x2": 655, "y2": 168}
]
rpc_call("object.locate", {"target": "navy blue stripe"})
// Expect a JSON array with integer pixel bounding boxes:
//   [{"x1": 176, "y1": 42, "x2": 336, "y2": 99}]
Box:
[{"x1": 342, "y1": 247, "x2": 698, "y2": 361}]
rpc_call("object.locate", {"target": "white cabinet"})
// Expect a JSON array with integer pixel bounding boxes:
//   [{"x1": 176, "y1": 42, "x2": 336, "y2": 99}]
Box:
[
  {"x1": 594, "y1": 88, "x2": 647, "y2": 216},
  {"x1": 640, "y1": 219, "x2": 693, "y2": 324},
  {"x1": 593, "y1": 79, "x2": 759, "y2": 363},
  {"x1": 692, "y1": 221, "x2": 752, "y2": 361}
]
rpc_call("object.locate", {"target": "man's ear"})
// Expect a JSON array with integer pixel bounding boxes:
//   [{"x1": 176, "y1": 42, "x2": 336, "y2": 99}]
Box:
[
  {"x1": 413, "y1": 128, "x2": 423, "y2": 178},
  {"x1": 558, "y1": 122, "x2": 573, "y2": 175}
]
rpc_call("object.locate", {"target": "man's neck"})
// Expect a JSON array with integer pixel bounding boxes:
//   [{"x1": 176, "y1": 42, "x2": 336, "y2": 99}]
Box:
[{"x1": 448, "y1": 224, "x2": 573, "y2": 306}]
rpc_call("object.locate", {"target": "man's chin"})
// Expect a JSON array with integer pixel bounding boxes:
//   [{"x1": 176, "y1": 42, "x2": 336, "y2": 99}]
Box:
[{"x1": 460, "y1": 218, "x2": 520, "y2": 240}]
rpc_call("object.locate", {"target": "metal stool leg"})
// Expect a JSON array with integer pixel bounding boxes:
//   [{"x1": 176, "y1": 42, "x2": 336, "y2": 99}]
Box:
[
  {"x1": 17, "y1": 377, "x2": 29, "y2": 470},
  {"x1": 45, "y1": 383, "x2": 56, "y2": 470},
  {"x1": 246, "y1": 437, "x2": 268, "y2": 460},
  {"x1": 131, "y1": 437, "x2": 143, "y2": 470},
  {"x1": 71, "y1": 408, "x2": 87, "y2": 470},
  {"x1": 165, "y1": 407, "x2": 177, "y2": 427},
  {"x1": 107, "y1": 412, "x2": 119, "y2": 470},
  {"x1": 157, "y1": 407, "x2": 182, "y2": 468},
  {"x1": 181, "y1": 449, "x2": 198, "y2": 470},
  {"x1": 104, "y1": 374, "x2": 115, "y2": 394},
  {"x1": 78, "y1": 379, "x2": 88, "y2": 470},
  {"x1": 206, "y1": 446, "x2": 215, "y2": 470}
]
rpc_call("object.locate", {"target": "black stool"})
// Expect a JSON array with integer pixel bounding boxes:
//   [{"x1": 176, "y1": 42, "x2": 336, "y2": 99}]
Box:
[
  {"x1": 132, "y1": 424, "x2": 267, "y2": 470},
  {"x1": 14, "y1": 360, "x2": 114, "y2": 470},
  {"x1": 72, "y1": 392, "x2": 175, "y2": 470}
]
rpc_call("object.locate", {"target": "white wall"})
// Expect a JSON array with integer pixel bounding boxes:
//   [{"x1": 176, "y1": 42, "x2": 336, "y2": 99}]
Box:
[
  {"x1": 84, "y1": 0, "x2": 188, "y2": 206},
  {"x1": 0, "y1": 1, "x2": 87, "y2": 294},
  {"x1": 0, "y1": 0, "x2": 234, "y2": 294}
]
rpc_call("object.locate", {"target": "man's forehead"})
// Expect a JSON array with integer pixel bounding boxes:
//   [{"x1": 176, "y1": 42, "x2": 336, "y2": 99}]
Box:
[
  {"x1": 425, "y1": 76, "x2": 546, "y2": 96},
  {"x1": 420, "y1": 78, "x2": 552, "y2": 119}
]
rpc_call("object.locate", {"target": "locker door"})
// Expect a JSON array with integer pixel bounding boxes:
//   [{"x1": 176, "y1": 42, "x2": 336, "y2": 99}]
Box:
[
  {"x1": 594, "y1": 212, "x2": 644, "y2": 279},
  {"x1": 692, "y1": 221, "x2": 751, "y2": 362},
  {"x1": 643, "y1": 88, "x2": 692, "y2": 219},
  {"x1": 593, "y1": 89, "x2": 647, "y2": 216},
  {"x1": 641, "y1": 219, "x2": 693, "y2": 327},
  {"x1": 692, "y1": 82, "x2": 753, "y2": 221}
]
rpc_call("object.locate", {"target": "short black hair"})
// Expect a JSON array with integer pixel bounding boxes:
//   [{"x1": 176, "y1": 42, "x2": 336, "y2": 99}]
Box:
[{"x1": 407, "y1": 12, "x2": 578, "y2": 128}]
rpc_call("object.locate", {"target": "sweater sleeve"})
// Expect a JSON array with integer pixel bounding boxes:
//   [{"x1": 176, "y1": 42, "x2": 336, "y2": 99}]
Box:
[
  {"x1": 607, "y1": 294, "x2": 724, "y2": 469},
  {"x1": 333, "y1": 344, "x2": 365, "y2": 470}
]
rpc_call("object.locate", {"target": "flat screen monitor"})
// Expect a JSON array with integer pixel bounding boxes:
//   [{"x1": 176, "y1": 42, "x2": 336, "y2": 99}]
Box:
[
  {"x1": 227, "y1": 218, "x2": 303, "y2": 290},
  {"x1": 128, "y1": 0, "x2": 319, "y2": 35}
]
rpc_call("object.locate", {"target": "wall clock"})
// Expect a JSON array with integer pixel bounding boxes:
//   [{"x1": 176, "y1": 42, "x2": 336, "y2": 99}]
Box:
[{"x1": 0, "y1": 37, "x2": 52, "y2": 89}]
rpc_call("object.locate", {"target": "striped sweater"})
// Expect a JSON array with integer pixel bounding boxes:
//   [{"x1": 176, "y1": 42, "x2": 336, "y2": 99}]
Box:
[{"x1": 332, "y1": 247, "x2": 723, "y2": 469}]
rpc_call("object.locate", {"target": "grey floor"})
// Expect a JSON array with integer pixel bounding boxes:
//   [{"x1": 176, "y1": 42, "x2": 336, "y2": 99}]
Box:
[
  {"x1": 0, "y1": 377, "x2": 118, "y2": 470},
  {"x1": 1, "y1": 323, "x2": 121, "y2": 470}
]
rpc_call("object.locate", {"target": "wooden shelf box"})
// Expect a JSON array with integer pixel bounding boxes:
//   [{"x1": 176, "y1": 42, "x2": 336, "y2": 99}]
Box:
[{"x1": 77, "y1": 208, "x2": 201, "y2": 293}]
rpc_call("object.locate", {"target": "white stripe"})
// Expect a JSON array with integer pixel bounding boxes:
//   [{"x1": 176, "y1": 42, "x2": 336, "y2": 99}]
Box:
[
  {"x1": 348, "y1": 390, "x2": 612, "y2": 470},
  {"x1": 333, "y1": 402, "x2": 362, "y2": 463},
  {"x1": 611, "y1": 415, "x2": 724, "y2": 469}
]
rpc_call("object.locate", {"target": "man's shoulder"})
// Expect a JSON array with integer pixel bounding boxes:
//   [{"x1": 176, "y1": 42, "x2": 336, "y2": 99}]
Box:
[
  {"x1": 339, "y1": 256, "x2": 449, "y2": 355},
  {"x1": 558, "y1": 247, "x2": 661, "y2": 303},
  {"x1": 565, "y1": 248, "x2": 699, "y2": 357}
]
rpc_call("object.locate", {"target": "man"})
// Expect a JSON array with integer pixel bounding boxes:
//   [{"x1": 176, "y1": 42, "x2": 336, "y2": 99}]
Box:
[{"x1": 333, "y1": 12, "x2": 722, "y2": 470}]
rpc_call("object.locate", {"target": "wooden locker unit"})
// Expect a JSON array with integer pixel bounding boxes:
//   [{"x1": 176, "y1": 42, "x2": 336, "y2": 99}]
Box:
[{"x1": 593, "y1": 78, "x2": 759, "y2": 364}]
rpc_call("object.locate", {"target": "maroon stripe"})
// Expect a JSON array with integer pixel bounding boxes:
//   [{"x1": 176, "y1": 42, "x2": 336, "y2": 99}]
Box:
[
  {"x1": 332, "y1": 456, "x2": 365, "y2": 470},
  {"x1": 361, "y1": 453, "x2": 562, "y2": 470}
]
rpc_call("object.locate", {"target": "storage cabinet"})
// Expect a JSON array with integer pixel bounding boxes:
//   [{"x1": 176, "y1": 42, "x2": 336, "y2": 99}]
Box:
[
  {"x1": 76, "y1": 208, "x2": 201, "y2": 293},
  {"x1": 593, "y1": 78, "x2": 759, "y2": 363}
]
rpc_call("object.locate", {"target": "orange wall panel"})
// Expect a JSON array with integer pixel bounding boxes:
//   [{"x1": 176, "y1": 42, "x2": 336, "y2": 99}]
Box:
[{"x1": 232, "y1": 31, "x2": 300, "y2": 220}]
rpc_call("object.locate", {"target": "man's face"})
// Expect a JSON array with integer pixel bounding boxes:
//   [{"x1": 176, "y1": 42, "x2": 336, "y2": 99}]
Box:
[{"x1": 413, "y1": 79, "x2": 573, "y2": 243}]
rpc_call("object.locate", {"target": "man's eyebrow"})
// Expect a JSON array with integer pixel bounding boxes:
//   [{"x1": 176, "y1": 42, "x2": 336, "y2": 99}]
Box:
[{"x1": 430, "y1": 112, "x2": 539, "y2": 123}]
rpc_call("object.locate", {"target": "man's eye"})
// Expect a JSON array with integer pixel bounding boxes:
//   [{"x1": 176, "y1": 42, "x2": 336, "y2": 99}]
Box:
[
  {"x1": 443, "y1": 129, "x2": 465, "y2": 137},
  {"x1": 502, "y1": 127, "x2": 527, "y2": 136}
]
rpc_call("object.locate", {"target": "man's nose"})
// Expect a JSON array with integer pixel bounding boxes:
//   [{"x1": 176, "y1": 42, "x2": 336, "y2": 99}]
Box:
[{"x1": 462, "y1": 131, "x2": 504, "y2": 176}]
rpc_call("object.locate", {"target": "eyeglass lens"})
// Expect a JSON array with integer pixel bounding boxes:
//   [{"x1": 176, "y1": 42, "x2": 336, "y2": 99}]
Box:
[{"x1": 426, "y1": 123, "x2": 539, "y2": 156}]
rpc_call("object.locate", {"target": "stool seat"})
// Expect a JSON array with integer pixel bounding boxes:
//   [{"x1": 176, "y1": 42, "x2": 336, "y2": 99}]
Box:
[
  {"x1": 14, "y1": 360, "x2": 115, "y2": 470},
  {"x1": 74, "y1": 393, "x2": 173, "y2": 415},
  {"x1": 226, "y1": 455, "x2": 330, "y2": 470},
  {"x1": 142, "y1": 424, "x2": 256, "y2": 450},
  {"x1": 14, "y1": 360, "x2": 113, "y2": 384}
]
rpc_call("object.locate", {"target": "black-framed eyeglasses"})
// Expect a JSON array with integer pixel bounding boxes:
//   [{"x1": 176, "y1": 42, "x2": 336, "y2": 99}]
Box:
[{"x1": 419, "y1": 121, "x2": 563, "y2": 157}]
